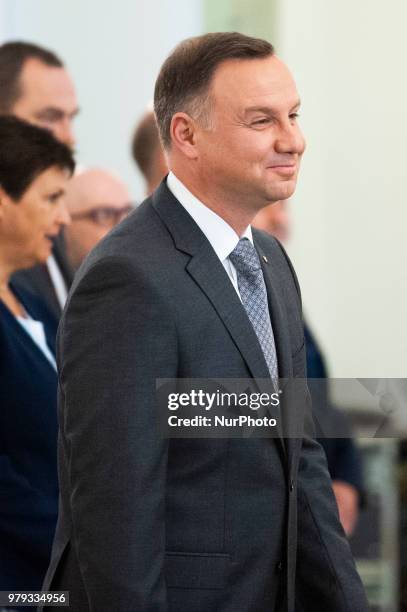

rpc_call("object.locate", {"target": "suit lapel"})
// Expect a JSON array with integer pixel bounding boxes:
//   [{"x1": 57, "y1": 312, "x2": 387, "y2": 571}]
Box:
[
  {"x1": 153, "y1": 182, "x2": 272, "y2": 380},
  {"x1": 152, "y1": 182, "x2": 287, "y2": 458},
  {"x1": 187, "y1": 251, "x2": 273, "y2": 380},
  {"x1": 254, "y1": 238, "x2": 293, "y2": 379},
  {"x1": 254, "y1": 234, "x2": 300, "y2": 469}
]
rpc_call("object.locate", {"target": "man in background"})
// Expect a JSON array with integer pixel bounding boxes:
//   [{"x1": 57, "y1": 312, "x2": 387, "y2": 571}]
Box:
[
  {"x1": 63, "y1": 168, "x2": 132, "y2": 271},
  {"x1": 131, "y1": 109, "x2": 168, "y2": 195},
  {"x1": 0, "y1": 41, "x2": 79, "y2": 318},
  {"x1": 253, "y1": 200, "x2": 364, "y2": 536}
]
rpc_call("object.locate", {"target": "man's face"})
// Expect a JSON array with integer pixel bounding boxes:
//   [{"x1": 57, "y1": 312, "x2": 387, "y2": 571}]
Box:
[
  {"x1": 11, "y1": 58, "x2": 79, "y2": 148},
  {"x1": 0, "y1": 166, "x2": 71, "y2": 270},
  {"x1": 63, "y1": 170, "x2": 132, "y2": 270},
  {"x1": 196, "y1": 56, "x2": 305, "y2": 210}
]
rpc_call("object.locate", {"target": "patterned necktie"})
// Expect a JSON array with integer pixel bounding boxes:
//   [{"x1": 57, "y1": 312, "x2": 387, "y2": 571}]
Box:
[{"x1": 229, "y1": 238, "x2": 279, "y2": 382}]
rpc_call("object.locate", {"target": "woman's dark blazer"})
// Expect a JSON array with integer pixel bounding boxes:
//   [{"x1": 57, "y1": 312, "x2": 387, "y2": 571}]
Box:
[{"x1": 0, "y1": 285, "x2": 59, "y2": 593}]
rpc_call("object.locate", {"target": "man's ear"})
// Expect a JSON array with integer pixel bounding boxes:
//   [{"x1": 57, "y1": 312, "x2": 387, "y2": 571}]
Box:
[{"x1": 170, "y1": 112, "x2": 199, "y2": 160}]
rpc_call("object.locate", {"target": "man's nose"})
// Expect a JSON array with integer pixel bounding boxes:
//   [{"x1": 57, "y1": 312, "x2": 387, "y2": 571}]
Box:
[
  {"x1": 275, "y1": 123, "x2": 306, "y2": 156},
  {"x1": 55, "y1": 201, "x2": 71, "y2": 227},
  {"x1": 56, "y1": 119, "x2": 76, "y2": 150}
]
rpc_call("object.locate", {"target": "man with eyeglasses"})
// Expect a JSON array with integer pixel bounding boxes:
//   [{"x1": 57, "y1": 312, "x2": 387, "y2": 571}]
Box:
[{"x1": 63, "y1": 168, "x2": 133, "y2": 271}]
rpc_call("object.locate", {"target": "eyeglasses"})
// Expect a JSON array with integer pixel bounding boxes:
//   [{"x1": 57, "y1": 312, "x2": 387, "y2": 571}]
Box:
[{"x1": 70, "y1": 204, "x2": 134, "y2": 228}]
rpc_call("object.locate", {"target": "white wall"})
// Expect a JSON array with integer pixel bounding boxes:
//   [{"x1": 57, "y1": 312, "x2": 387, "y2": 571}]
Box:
[
  {"x1": 276, "y1": 0, "x2": 407, "y2": 379},
  {"x1": 0, "y1": 0, "x2": 203, "y2": 200}
]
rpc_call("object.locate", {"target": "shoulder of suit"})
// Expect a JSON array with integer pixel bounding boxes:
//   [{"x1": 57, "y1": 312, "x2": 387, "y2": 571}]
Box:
[
  {"x1": 82, "y1": 198, "x2": 164, "y2": 262},
  {"x1": 71, "y1": 198, "x2": 174, "y2": 292},
  {"x1": 252, "y1": 227, "x2": 301, "y2": 297}
]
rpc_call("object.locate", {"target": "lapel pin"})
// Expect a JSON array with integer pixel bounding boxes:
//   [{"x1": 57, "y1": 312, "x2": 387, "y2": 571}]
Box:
[{"x1": 262, "y1": 255, "x2": 269, "y2": 264}]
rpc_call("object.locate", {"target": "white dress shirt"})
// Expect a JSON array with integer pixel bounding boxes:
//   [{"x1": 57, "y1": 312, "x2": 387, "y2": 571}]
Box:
[
  {"x1": 46, "y1": 254, "x2": 68, "y2": 310},
  {"x1": 167, "y1": 171, "x2": 253, "y2": 299},
  {"x1": 16, "y1": 315, "x2": 57, "y2": 370}
]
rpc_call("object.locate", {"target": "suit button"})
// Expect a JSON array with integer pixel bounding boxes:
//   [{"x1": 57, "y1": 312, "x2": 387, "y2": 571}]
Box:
[
  {"x1": 289, "y1": 479, "x2": 294, "y2": 492},
  {"x1": 276, "y1": 561, "x2": 283, "y2": 572}
]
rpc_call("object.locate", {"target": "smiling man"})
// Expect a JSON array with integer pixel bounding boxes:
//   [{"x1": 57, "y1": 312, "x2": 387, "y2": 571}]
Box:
[{"x1": 43, "y1": 33, "x2": 369, "y2": 612}]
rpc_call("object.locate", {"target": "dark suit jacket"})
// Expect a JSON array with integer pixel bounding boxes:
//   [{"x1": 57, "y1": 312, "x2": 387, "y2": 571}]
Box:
[
  {"x1": 42, "y1": 181, "x2": 368, "y2": 612},
  {"x1": 0, "y1": 287, "x2": 59, "y2": 595},
  {"x1": 12, "y1": 236, "x2": 73, "y2": 320}
]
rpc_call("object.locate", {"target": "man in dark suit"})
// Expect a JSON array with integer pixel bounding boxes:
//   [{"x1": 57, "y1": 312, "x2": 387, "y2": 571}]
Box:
[
  {"x1": 43, "y1": 33, "x2": 369, "y2": 611},
  {"x1": 0, "y1": 41, "x2": 79, "y2": 318}
]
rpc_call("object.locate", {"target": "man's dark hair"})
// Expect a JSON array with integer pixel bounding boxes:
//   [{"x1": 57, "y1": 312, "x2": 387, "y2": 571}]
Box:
[
  {"x1": 131, "y1": 111, "x2": 161, "y2": 182},
  {"x1": 0, "y1": 115, "x2": 75, "y2": 200},
  {"x1": 154, "y1": 32, "x2": 274, "y2": 149},
  {"x1": 0, "y1": 41, "x2": 63, "y2": 113}
]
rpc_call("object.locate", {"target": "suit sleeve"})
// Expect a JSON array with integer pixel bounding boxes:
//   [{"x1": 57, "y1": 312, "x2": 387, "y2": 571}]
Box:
[
  {"x1": 295, "y1": 433, "x2": 369, "y2": 610},
  {"x1": 291, "y1": 332, "x2": 368, "y2": 608},
  {"x1": 58, "y1": 257, "x2": 177, "y2": 611}
]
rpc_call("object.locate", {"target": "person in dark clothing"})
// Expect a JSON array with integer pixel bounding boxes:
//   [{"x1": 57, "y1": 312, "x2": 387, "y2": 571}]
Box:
[{"x1": 0, "y1": 116, "x2": 74, "y2": 604}]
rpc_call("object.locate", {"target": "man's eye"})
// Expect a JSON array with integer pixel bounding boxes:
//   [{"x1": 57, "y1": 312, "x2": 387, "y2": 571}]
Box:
[
  {"x1": 36, "y1": 111, "x2": 63, "y2": 124},
  {"x1": 93, "y1": 210, "x2": 112, "y2": 223},
  {"x1": 48, "y1": 194, "x2": 60, "y2": 204},
  {"x1": 252, "y1": 118, "x2": 270, "y2": 126},
  {"x1": 289, "y1": 113, "x2": 300, "y2": 121}
]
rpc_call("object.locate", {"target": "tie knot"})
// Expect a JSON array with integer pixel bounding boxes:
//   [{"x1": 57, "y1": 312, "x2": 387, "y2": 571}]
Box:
[{"x1": 229, "y1": 238, "x2": 261, "y2": 275}]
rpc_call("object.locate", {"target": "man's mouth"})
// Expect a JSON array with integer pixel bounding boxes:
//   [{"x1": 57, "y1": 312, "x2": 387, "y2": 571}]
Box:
[{"x1": 267, "y1": 164, "x2": 296, "y2": 176}]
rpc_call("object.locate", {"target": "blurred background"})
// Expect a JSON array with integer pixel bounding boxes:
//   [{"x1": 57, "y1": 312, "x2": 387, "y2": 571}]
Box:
[{"x1": 1, "y1": 1, "x2": 406, "y2": 610}]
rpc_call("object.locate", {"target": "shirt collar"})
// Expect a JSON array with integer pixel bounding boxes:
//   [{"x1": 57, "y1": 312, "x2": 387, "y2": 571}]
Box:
[{"x1": 167, "y1": 171, "x2": 253, "y2": 263}]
